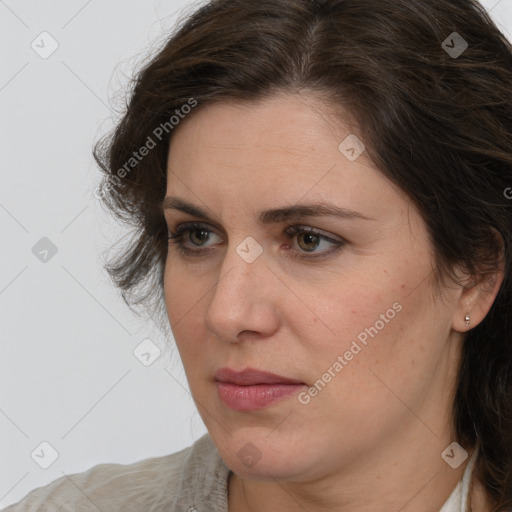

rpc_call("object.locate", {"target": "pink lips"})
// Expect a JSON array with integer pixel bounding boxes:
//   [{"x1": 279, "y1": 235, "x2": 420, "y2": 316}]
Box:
[{"x1": 214, "y1": 367, "x2": 307, "y2": 411}]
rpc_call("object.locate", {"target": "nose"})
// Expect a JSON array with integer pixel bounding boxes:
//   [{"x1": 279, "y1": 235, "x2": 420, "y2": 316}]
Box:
[{"x1": 205, "y1": 241, "x2": 280, "y2": 343}]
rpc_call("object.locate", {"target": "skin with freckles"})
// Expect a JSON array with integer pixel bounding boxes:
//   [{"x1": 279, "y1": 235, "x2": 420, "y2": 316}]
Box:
[{"x1": 162, "y1": 92, "x2": 500, "y2": 512}]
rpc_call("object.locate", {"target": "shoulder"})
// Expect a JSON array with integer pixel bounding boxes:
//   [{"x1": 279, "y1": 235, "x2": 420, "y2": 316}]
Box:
[{"x1": 3, "y1": 434, "x2": 225, "y2": 512}]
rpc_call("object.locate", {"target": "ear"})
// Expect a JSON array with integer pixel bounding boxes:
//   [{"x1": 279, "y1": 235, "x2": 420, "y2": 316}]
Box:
[{"x1": 451, "y1": 234, "x2": 505, "y2": 332}]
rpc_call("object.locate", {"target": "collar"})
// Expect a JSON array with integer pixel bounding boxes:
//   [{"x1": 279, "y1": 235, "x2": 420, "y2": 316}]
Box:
[{"x1": 439, "y1": 446, "x2": 479, "y2": 512}]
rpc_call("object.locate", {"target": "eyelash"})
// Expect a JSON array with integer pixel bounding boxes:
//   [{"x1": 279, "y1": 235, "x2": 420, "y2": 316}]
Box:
[{"x1": 167, "y1": 221, "x2": 345, "y2": 260}]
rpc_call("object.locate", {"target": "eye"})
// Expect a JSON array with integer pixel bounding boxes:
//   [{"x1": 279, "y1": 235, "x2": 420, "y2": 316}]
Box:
[
  {"x1": 182, "y1": 227, "x2": 212, "y2": 246},
  {"x1": 296, "y1": 232, "x2": 324, "y2": 252},
  {"x1": 167, "y1": 222, "x2": 222, "y2": 256},
  {"x1": 284, "y1": 225, "x2": 345, "y2": 260},
  {"x1": 167, "y1": 222, "x2": 345, "y2": 260}
]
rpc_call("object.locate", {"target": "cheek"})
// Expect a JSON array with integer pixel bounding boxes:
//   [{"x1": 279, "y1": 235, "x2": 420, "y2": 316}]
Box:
[
  {"x1": 288, "y1": 268, "x2": 397, "y2": 355},
  {"x1": 163, "y1": 264, "x2": 214, "y2": 401},
  {"x1": 291, "y1": 263, "x2": 443, "y2": 393},
  {"x1": 163, "y1": 262, "x2": 208, "y2": 349},
  {"x1": 311, "y1": 290, "x2": 448, "y2": 423},
  {"x1": 285, "y1": 293, "x2": 427, "y2": 448}
]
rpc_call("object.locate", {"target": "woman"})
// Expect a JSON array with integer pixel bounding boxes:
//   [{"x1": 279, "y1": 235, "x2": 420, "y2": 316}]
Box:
[{"x1": 6, "y1": 0, "x2": 512, "y2": 510}]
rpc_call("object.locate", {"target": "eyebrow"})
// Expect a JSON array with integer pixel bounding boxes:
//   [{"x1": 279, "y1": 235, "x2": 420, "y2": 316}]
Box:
[{"x1": 162, "y1": 197, "x2": 375, "y2": 224}]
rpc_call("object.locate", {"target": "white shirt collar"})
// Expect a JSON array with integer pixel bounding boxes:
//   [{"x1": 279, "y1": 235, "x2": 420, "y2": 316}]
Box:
[{"x1": 439, "y1": 447, "x2": 479, "y2": 512}]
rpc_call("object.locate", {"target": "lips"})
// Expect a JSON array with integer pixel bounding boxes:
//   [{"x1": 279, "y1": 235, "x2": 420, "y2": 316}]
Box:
[
  {"x1": 213, "y1": 367, "x2": 305, "y2": 386},
  {"x1": 213, "y1": 368, "x2": 307, "y2": 411}
]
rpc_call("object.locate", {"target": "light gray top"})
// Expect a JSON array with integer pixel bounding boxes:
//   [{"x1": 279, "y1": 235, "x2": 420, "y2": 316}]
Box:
[
  {"x1": 3, "y1": 434, "x2": 230, "y2": 512},
  {"x1": 3, "y1": 433, "x2": 477, "y2": 512}
]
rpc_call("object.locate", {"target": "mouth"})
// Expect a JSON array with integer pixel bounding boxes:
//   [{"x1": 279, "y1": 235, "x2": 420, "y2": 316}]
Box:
[{"x1": 214, "y1": 367, "x2": 307, "y2": 411}]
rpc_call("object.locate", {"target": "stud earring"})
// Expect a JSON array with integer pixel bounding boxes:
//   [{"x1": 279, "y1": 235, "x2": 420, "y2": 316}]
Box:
[{"x1": 465, "y1": 314, "x2": 470, "y2": 326}]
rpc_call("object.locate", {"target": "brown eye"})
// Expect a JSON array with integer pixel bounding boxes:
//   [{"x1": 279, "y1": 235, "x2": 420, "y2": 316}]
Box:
[
  {"x1": 188, "y1": 229, "x2": 211, "y2": 246},
  {"x1": 296, "y1": 232, "x2": 321, "y2": 252},
  {"x1": 284, "y1": 225, "x2": 346, "y2": 260},
  {"x1": 167, "y1": 222, "x2": 222, "y2": 256}
]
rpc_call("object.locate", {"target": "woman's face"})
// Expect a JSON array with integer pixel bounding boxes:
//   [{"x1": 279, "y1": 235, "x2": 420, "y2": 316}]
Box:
[{"x1": 163, "y1": 92, "x2": 464, "y2": 482}]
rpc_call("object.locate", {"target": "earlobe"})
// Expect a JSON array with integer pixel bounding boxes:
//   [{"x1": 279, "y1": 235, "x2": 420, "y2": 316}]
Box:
[
  {"x1": 452, "y1": 267, "x2": 504, "y2": 333},
  {"x1": 451, "y1": 227, "x2": 506, "y2": 333}
]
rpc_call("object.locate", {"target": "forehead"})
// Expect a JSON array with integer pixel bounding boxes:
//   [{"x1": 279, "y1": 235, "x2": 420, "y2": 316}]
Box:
[
  {"x1": 164, "y1": 93, "x2": 403, "y2": 222},
  {"x1": 168, "y1": 92, "x2": 361, "y2": 160}
]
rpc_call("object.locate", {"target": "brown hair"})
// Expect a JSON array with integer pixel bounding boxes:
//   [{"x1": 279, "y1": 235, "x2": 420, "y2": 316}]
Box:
[{"x1": 93, "y1": 0, "x2": 512, "y2": 507}]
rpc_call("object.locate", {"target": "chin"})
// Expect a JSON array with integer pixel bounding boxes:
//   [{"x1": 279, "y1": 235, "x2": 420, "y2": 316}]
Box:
[
  {"x1": 227, "y1": 453, "x2": 307, "y2": 481},
  {"x1": 215, "y1": 428, "x2": 315, "y2": 480}
]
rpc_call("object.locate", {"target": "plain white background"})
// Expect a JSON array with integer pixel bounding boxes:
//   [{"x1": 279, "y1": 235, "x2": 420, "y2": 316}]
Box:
[{"x1": 0, "y1": 0, "x2": 511, "y2": 508}]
